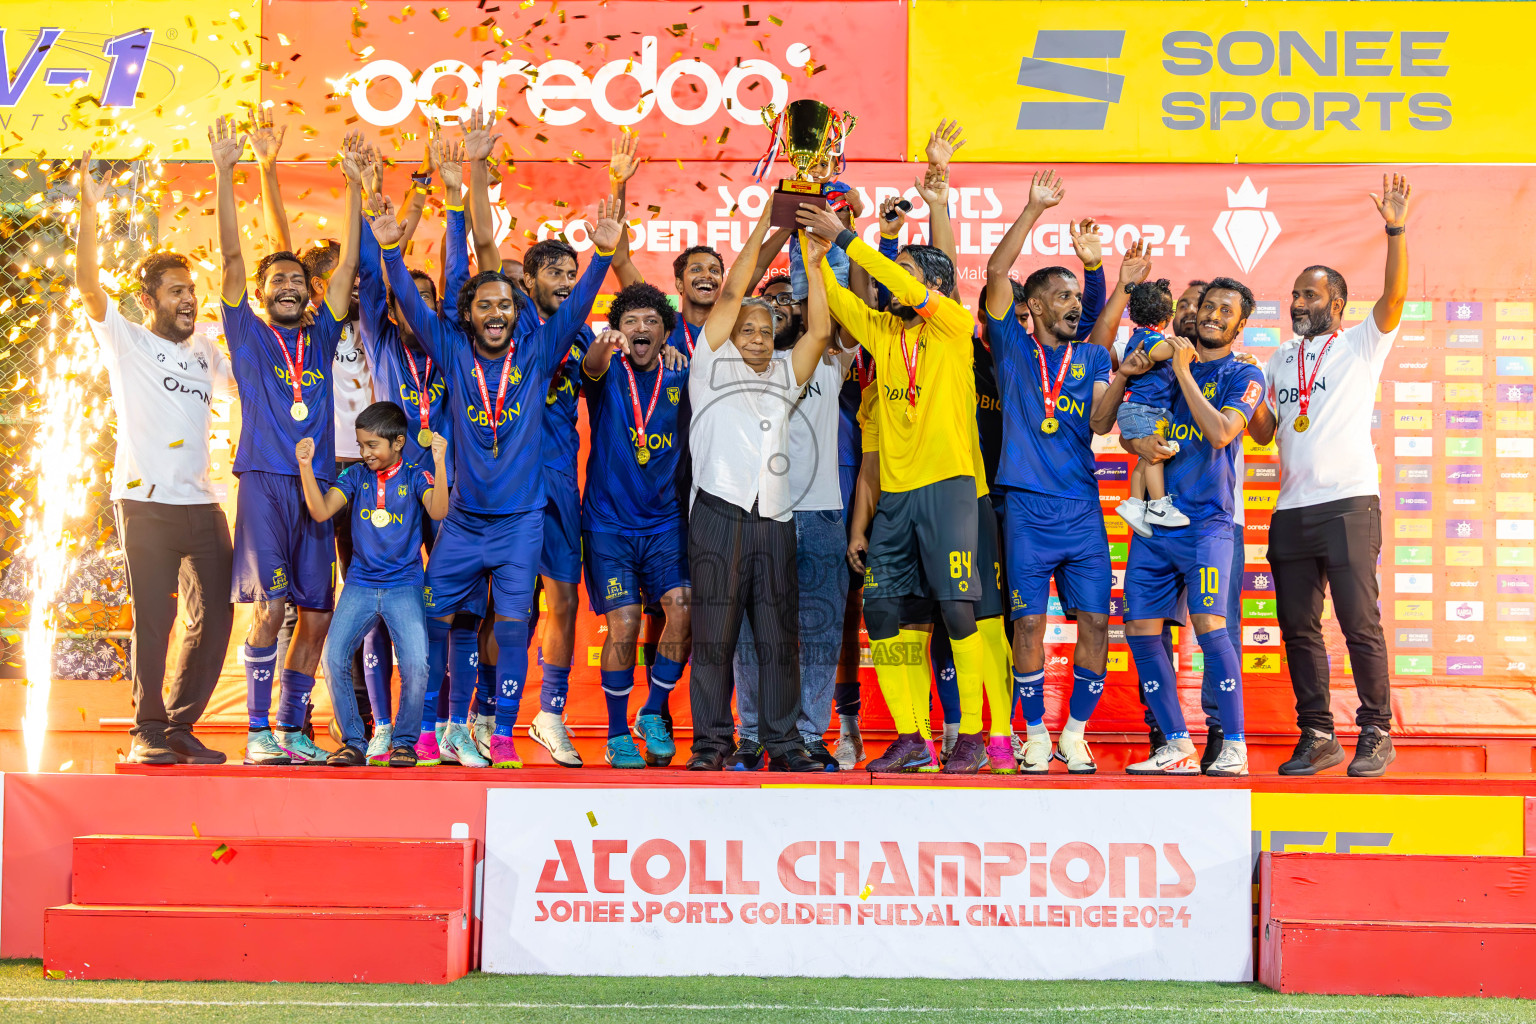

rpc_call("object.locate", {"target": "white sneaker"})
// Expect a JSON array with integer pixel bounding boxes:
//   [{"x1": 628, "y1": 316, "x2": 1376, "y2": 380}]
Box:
[
  {"x1": 365, "y1": 722, "x2": 393, "y2": 765},
  {"x1": 1116, "y1": 497, "x2": 1153, "y2": 539},
  {"x1": 834, "y1": 717, "x2": 865, "y2": 770},
  {"x1": 1011, "y1": 732, "x2": 1026, "y2": 762},
  {"x1": 1126, "y1": 738, "x2": 1201, "y2": 775},
  {"x1": 1053, "y1": 730, "x2": 1097, "y2": 774},
  {"x1": 469, "y1": 712, "x2": 494, "y2": 759},
  {"x1": 1205, "y1": 739, "x2": 1249, "y2": 777},
  {"x1": 1144, "y1": 495, "x2": 1191, "y2": 529},
  {"x1": 1020, "y1": 732, "x2": 1052, "y2": 774},
  {"x1": 440, "y1": 721, "x2": 490, "y2": 768},
  {"x1": 275, "y1": 729, "x2": 329, "y2": 765},
  {"x1": 530, "y1": 710, "x2": 583, "y2": 768}
]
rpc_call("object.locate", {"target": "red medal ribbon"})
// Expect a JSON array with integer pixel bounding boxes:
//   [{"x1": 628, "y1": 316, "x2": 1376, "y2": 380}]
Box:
[
  {"x1": 472, "y1": 346, "x2": 515, "y2": 455},
  {"x1": 1295, "y1": 329, "x2": 1338, "y2": 421},
  {"x1": 854, "y1": 347, "x2": 872, "y2": 389},
  {"x1": 620, "y1": 354, "x2": 665, "y2": 459},
  {"x1": 899, "y1": 328, "x2": 921, "y2": 419},
  {"x1": 269, "y1": 323, "x2": 307, "y2": 405},
  {"x1": 403, "y1": 347, "x2": 434, "y2": 438},
  {"x1": 680, "y1": 320, "x2": 697, "y2": 357},
  {"x1": 374, "y1": 459, "x2": 404, "y2": 514},
  {"x1": 1034, "y1": 337, "x2": 1074, "y2": 420}
]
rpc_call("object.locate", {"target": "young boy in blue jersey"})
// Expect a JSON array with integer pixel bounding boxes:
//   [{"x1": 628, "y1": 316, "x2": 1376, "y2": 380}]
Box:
[
  {"x1": 1108, "y1": 278, "x2": 1265, "y2": 778},
  {"x1": 1112, "y1": 278, "x2": 1192, "y2": 536},
  {"x1": 211, "y1": 115, "x2": 364, "y2": 766},
  {"x1": 364, "y1": 117, "x2": 621, "y2": 770},
  {"x1": 295, "y1": 403, "x2": 449, "y2": 766},
  {"x1": 580, "y1": 284, "x2": 693, "y2": 768}
]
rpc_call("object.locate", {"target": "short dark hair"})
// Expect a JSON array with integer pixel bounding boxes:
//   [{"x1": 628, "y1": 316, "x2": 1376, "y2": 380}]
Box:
[
  {"x1": 355, "y1": 400, "x2": 408, "y2": 442},
  {"x1": 523, "y1": 239, "x2": 578, "y2": 282},
  {"x1": 1128, "y1": 278, "x2": 1174, "y2": 329},
  {"x1": 607, "y1": 282, "x2": 676, "y2": 336},
  {"x1": 299, "y1": 240, "x2": 341, "y2": 279},
  {"x1": 1185, "y1": 279, "x2": 1210, "y2": 293},
  {"x1": 672, "y1": 245, "x2": 724, "y2": 280},
  {"x1": 255, "y1": 250, "x2": 309, "y2": 291},
  {"x1": 1199, "y1": 276, "x2": 1256, "y2": 320},
  {"x1": 1009, "y1": 279, "x2": 1029, "y2": 308},
  {"x1": 456, "y1": 270, "x2": 523, "y2": 328},
  {"x1": 758, "y1": 276, "x2": 792, "y2": 297},
  {"x1": 1022, "y1": 265, "x2": 1077, "y2": 305},
  {"x1": 135, "y1": 252, "x2": 191, "y2": 298},
  {"x1": 1300, "y1": 264, "x2": 1349, "y2": 310},
  {"x1": 407, "y1": 269, "x2": 438, "y2": 305},
  {"x1": 899, "y1": 243, "x2": 955, "y2": 299}
]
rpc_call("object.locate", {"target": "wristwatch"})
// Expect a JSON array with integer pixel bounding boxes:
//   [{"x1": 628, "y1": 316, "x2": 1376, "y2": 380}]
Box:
[{"x1": 1385, "y1": 225, "x2": 1406, "y2": 236}]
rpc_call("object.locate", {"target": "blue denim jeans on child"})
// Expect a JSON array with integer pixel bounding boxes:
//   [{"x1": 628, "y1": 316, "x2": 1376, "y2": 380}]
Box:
[
  {"x1": 323, "y1": 584, "x2": 429, "y2": 749},
  {"x1": 788, "y1": 234, "x2": 851, "y2": 301}
]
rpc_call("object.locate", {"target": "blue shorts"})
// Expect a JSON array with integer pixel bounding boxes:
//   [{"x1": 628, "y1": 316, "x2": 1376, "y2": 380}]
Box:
[
  {"x1": 1116, "y1": 401, "x2": 1174, "y2": 439},
  {"x1": 1004, "y1": 490, "x2": 1111, "y2": 619},
  {"x1": 1124, "y1": 521, "x2": 1235, "y2": 623},
  {"x1": 424, "y1": 508, "x2": 541, "y2": 619},
  {"x1": 584, "y1": 526, "x2": 690, "y2": 615},
  {"x1": 539, "y1": 471, "x2": 582, "y2": 584},
  {"x1": 232, "y1": 471, "x2": 335, "y2": 609}
]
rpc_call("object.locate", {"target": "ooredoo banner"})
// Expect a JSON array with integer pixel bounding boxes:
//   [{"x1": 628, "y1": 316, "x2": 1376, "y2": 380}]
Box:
[{"x1": 482, "y1": 787, "x2": 1254, "y2": 980}]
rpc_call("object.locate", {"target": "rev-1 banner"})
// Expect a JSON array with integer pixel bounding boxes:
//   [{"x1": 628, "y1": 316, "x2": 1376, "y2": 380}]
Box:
[{"x1": 482, "y1": 787, "x2": 1253, "y2": 980}]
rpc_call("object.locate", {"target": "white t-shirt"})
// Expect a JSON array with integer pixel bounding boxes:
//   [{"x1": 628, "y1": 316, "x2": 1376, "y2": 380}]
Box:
[
  {"x1": 688, "y1": 330, "x2": 801, "y2": 522},
  {"x1": 1264, "y1": 315, "x2": 1398, "y2": 511},
  {"x1": 331, "y1": 322, "x2": 373, "y2": 460},
  {"x1": 785, "y1": 352, "x2": 844, "y2": 512},
  {"x1": 88, "y1": 305, "x2": 234, "y2": 505}
]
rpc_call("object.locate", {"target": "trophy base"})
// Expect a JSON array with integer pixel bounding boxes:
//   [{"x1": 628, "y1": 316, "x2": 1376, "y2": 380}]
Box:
[{"x1": 771, "y1": 179, "x2": 831, "y2": 232}]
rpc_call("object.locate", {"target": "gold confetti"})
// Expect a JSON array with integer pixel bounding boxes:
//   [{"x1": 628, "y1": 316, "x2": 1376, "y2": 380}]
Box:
[
  {"x1": 191, "y1": 822, "x2": 201, "y2": 838},
  {"x1": 859, "y1": 884, "x2": 873, "y2": 901},
  {"x1": 432, "y1": 6, "x2": 451, "y2": 19},
  {"x1": 127, "y1": 479, "x2": 141, "y2": 488},
  {"x1": 586, "y1": 811, "x2": 597, "y2": 827},
  {"x1": 212, "y1": 843, "x2": 235, "y2": 863},
  {"x1": 58, "y1": 760, "x2": 73, "y2": 771},
  {"x1": 45, "y1": 969, "x2": 65, "y2": 980},
  {"x1": 168, "y1": 439, "x2": 184, "y2": 448}
]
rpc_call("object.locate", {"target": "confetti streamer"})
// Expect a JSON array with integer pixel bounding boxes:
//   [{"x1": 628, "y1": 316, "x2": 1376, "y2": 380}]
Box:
[{"x1": 586, "y1": 811, "x2": 597, "y2": 827}]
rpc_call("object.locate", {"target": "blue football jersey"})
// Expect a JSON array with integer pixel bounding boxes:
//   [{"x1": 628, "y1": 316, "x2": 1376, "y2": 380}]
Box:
[
  {"x1": 223, "y1": 293, "x2": 346, "y2": 483},
  {"x1": 333, "y1": 459, "x2": 434, "y2": 586},
  {"x1": 1123, "y1": 326, "x2": 1177, "y2": 409},
  {"x1": 540, "y1": 326, "x2": 595, "y2": 482},
  {"x1": 581, "y1": 354, "x2": 688, "y2": 534},
  {"x1": 986, "y1": 299, "x2": 1111, "y2": 501},
  {"x1": 1162, "y1": 354, "x2": 1265, "y2": 527}
]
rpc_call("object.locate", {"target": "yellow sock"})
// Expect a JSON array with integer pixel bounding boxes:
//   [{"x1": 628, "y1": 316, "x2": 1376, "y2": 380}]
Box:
[
  {"x1": 898, "y1": 628, "x2": 933, "y2": 740},
  {"x1": 950, "y1": 629, "x2": 986, "y2": 734},
  {"x1": 870, "y1": 636, "x2": 916, "y2": 734},
  {"x1": 979, "y1": 616, "x2": 1013, "y2": 737}
]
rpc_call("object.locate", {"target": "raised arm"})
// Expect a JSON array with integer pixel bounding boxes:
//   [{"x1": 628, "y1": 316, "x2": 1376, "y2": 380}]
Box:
[
  {"x1": 209, "y1": 114, "x2": 250, "y2": 306},
  {"x1": 581, "y1": 328, "x2": 629, "y2": 380},
  {"x1": 915, "y1": 166, "x2": 956, "y2": 286},
  {"x1": 701, "y1": 203, "x2": 773, "y2": 351},
  {"x1": 74, "y1": 151, "x2": 110, "y2": 322},
  {"x1": 249, "y1": 105, "x2": 292, "y2": 254},
  {"x1": 610, "y1": 132, "x2": 646, "y2": 290},
  {"x1": 1068, "y1": 218, "x2": 1107, "y2": 341},
  {"x1": 1086, "y1": 239, "x2": 1150, "y2": 352},
  {"x1": 984, "y1": 170, "x2": 1064, "y2": 321},
  {"x1": 327, "y1": 132, "x2": 366, "y2": 317},
  {"x1": 542, "y1": 196, "x2": 619, "y2": 367},
  {"x1": 296, "y1": 438, "x2": 348, "y2": 521},
  {"x1": 790, "y1": 231, "x2": 834, "y2": 386},
  {"x1": 459, "y1": 112, "x2": 503, "y2": 273},
  {"x1": 424, "y1": 432, "x2": 450, "y2": 521},
  {"x1": 1370, "y1": 173, "x2": 1412, "y2": 333},
  {"x1": 369, "y1": 193, "x2": 450, "y2": 362},
  {"x1": 747, "y1": 228, "x2": 793, "y2": 295},
  {"x1": 356, "y1": 190, "x2": 392, "y2": 363}
]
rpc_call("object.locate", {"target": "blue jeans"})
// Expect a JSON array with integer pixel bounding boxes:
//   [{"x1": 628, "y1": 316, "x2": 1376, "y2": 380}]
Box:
[
  {"x1": 789, "y1": 235, "x2": 851, "y2": 301},
  {"x1": 736, "y1": 508, "x2": 849, "y2": 745},
  {"x1": 323, "y1": 584, "x2": 429, "y2": 748}
]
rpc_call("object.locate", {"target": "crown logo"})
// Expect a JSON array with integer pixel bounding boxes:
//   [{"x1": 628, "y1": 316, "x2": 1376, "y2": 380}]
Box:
[
  {"x1": 1213, "y1": 176, "x2": 1282, "y2": 274},
  {"x1": 1226, "y1": 178, "x2": 1269, "y2": 208}
]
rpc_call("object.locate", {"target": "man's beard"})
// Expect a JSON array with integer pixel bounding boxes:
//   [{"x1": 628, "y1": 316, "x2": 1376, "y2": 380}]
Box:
[
  {"x1": 889, "y1": 301, "x2": 916, "y2": 320},
  {"x1": 1175, "y1": 317, "x2": 1198, "y2": 342},
  {"x1": 773, "y1": 314, "x2": 802, "y2": 350},
  {"x1": 1291, "y1": 308, "x2": 1332, "y2": 338},
  {"x1": 151, "y1": 306, "x2": 195, "y2": 342}
]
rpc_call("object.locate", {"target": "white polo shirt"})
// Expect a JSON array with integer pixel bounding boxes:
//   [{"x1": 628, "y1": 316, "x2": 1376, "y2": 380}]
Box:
[
  {"x1": 88, "y1": 305, "x2": 234, "y2": 504},
  {"x1": 331, "y1": 322, "x2": 373, "y2": 459},
  {"x1": 1264, "y1": 315, "x2": 1398, "y2": 512},
  {"x1": 785, "y1": 352, "x2": 844, "y2": 513},
  {"x1": 689, "y1": 330, "x2": 801, "y2": 522}
]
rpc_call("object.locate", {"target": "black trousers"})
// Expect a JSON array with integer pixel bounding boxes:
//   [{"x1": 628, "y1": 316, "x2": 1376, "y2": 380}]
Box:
[
  {"x1": 1268, "y1": 495, "x2": 1392, "y2": 733},
  {"x1": 688, "y1": 490, "x2": 802, "y2": 758},
  {"x1": 115, "y1": 500, "x2": 234, "y2": 743}
]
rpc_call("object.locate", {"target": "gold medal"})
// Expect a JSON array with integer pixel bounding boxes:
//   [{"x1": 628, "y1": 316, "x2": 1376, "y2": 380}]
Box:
[
  {"x1": 1294, "y1": 414, "x2": 1311, "y2": 433},
  {"x1": 1040, "y1": 416, "x2": 1059, "y2": 435},
  {"x1": 370, "y1": 508, "x2": 390, "y2": 528},
  {"x1": 290, "y1": 400, "x2": 308, "y2": 421},
  {"x1": 637, "y1": 446, "x2": 650, "y2": 465},
  {"x1": 904, "y1": 405, "x2": 917, "y2": 424},
  {"x1": 546, "y1": 390, "x2": 558, "y2": 406},
  {"x1": 417, "y1": 428, "x2": 434, "y2": 447}
]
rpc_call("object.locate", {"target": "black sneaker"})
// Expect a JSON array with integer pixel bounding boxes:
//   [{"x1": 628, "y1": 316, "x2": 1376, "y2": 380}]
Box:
[
  {"x1": 724, "y1": 739, "x2": 766, "y2": 772},
  {"x1": 686, "y1": 748, "x2": 726, "y2": 771},
  {"x1": 1200, "y1": 726, "x2": 1224, "y2": 773},
  {"x1": 1278, "y1": 729, "x2": 1346, "y2": 776},
  {"x1": 326, "y1": 744, "x2": 367, "y2": 767},
  {"x1": 127, "y1": 734, "x2": 178, "y2": 765},
  {"x1": 804, "y1": 739, "x2": 840, "y2": 773},
  {"x1": 768, "y1": 748, "x2": 823, "y2": 773},
  {"x1": 1347, "y1": 726, "x2": 1396, "y2": 778},
  {"x1": 388, "y1": 745, "x2": 419, "y2": 768},
  {"x1": 1148, "y1": 726, "x2": 1168, "y2": 761},
  {"x1": 165, "y1": 729, "x2": 227, "y2": 765}
]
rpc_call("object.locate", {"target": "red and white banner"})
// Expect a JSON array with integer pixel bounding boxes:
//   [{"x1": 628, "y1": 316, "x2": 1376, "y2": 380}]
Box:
[{"x1": 482, "y1": 786, "x2": 1253, "y2": 980}]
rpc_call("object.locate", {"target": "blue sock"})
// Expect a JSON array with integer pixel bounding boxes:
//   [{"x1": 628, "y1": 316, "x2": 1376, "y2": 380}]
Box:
[
  {"x1": 834, "y1": 681, "x2": 861, "y2": 716},
  {"x1": 492, "y1": 619, "x2": 530, "y2": 737},
  {"x1": 423, "y1": 619, "x2": 450, "y2": 735},
  {"x1": 1013, "y1": 669, "x2": 1045, "y2": 727},
  {"x1": 931, "y1": 629, "x2": 959, "y2": 726},
  {"x1": 243, "y1": 643, "x2": 279, "y2": 730},
  {"x1": 1127, "y1": 634, "x2": 1187, "y2": 740},
  {"x1": 1069, "y1": 664, "x2": 1107, "y2": 723},
  {"x1": 601, "y1": 668, "x2": 635, "y2": 738},
  {"x1": 540, "y1": 653, "x2": 571, "y2": 715},
  {"x1": 641, "y1": 653, "x2": 684, "y2": 715},
  {"x1": 448, "y1": 625, "x2": 480, "y2": 724},
  {"x1": 1197, "y1": 628, "x2": 1245, "y2": 741},
  {"x1": 475, "y1": 657, "x2": 496, "y2": 717},
  {"x1": 274, "y1": 669, "x2": 316, "y2": 731},
  {"x1": 362, "y1": 625, "x2": 394, "y2": 725}
]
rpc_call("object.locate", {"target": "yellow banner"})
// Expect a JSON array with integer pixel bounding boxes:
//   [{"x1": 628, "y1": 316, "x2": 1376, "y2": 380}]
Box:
[
  {"x1": 0, "y1": 2, "x2": 259, "y2": 159},
  {"x1": 1252, "y1": 793, "x2": 1525, "y2": 857},
  {"x1": 909, "y1": 1, "x2": 1534, "y2": 163}
]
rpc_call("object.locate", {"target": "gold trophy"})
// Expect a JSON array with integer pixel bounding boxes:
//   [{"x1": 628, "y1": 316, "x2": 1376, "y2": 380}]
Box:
[{"x1": 753, "y1": 99, "x2": 857, "y2": 230}]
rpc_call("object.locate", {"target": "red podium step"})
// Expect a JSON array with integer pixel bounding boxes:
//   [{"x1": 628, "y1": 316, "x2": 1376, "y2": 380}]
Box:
[
  {"x1": 45, "y1": 835, "x2": 475, "y2": 983},
  {"x1": 1260, "y1": 852, "x2": 1536, "y2": 998}
]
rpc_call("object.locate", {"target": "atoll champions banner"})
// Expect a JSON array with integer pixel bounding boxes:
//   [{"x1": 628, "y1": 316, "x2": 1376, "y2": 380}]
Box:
[{"x1": 482, "y1": 787, "x2": 1253, "y2": 980}]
